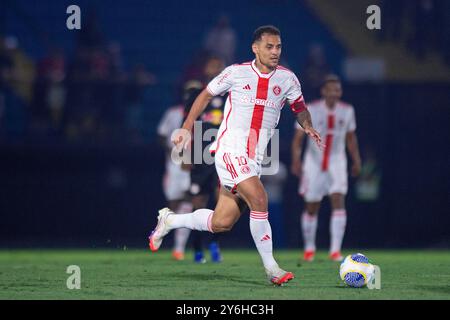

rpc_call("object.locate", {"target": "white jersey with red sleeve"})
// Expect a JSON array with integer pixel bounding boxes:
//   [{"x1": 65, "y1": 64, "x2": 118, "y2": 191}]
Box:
[{"x1": 208, "y1": 60, "x2": 306, "y2": 165}]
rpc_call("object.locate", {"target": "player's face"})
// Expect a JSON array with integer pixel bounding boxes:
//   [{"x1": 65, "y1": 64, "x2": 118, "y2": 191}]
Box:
[
  {"x1": 252, "y1": 34, "x2": 282, "y2": 70},
  {"x1": 322, "y1": 81, "x2": 343, "y2": 105}
]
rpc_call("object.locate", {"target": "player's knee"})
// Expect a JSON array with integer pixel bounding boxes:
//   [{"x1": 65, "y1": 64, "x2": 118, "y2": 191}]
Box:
[
  {"x1": 249, "y1": 192, "x2": 268, "y2": 211},
  {"x1": 211, "y1": 217, "x2": 235, "y2": 233},
  {"x1": 211, "y1": 220, "x2": 234, "y2": 233}
]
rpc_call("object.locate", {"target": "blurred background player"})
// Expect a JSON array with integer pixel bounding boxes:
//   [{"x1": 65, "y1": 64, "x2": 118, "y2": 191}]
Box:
[
  {"x1": 157, "y1": 84, "x2": 196, "y2": 261},
  {"x1": 183, "y1": 56, "x2": 226, "y2": 263},
  {"x1": 291, "y1": 74, "x2": 361, "y2": 262}
]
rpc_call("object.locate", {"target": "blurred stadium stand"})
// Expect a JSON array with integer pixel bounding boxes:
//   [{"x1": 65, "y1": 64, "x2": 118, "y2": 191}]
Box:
[{"x1": 0, "y1": 0, "x2": 449, "y2": 249}]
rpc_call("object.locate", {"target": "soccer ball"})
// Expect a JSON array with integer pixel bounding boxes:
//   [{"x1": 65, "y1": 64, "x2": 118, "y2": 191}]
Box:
[{"x1": 339, "y1": 253, "x2": 375, "y2": 288}]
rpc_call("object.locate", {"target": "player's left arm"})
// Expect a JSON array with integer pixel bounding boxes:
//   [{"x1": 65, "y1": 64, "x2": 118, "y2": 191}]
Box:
[
  {"x1": 346, "y1": 131, "x2": 362, "y2": 177},
  {"x1": 295, "y1": 109, "x2": 324, "y2": 150},
  {"x1": 288, "y1": 73, "x2": 323, "y2": 149}
]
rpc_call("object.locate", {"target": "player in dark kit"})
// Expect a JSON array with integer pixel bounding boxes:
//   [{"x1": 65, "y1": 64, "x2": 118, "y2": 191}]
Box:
[{"x1": 183, "y1": 56, "x2": 226, "y2": 263}]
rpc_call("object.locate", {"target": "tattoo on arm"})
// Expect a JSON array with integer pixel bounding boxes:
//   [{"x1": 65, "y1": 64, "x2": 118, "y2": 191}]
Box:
[{"x1": 297, "y1": 110, "x2": 313, "y2": 129}]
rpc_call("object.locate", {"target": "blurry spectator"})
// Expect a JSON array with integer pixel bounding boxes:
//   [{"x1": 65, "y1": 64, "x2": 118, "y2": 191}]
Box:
[
  {"x1": 104, "y1": 41, "x2": 127, "y2": 137},
  {"x1": 0, "y1": 36, "x2": 30, "y2": 140},
  {"x1": 124, "y1": 64, "x2": 157, "y2": 143},
  {"x1": 31, "y1": 47, "x2": 66, "y2": 135},
  {"x1": 301, "y1": 44, "x2": 330, "y2": 100},
  {"x1": 107, "y1": 41, "x2": 126, "y2": 79},
  {"x1": 179, "y1": 50, "x2": 211, "y2": 97},
  {"x1": 64, "y1": 47, "x2": 97, "y2": 142},
  {"x1": 77, "y1": 9, "x2": 104, "y2": 49},
  {"x1": 64, "y1": 9, "x2": 126, "y2": 143},
  {"x1": 203, "y1": 15, "x2": 236, "y2": 65}
]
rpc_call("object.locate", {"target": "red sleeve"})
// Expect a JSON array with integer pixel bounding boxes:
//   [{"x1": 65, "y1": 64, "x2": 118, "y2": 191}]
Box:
[{"x1": 290, "y1": 95, "x2": 307, "y2": 114}]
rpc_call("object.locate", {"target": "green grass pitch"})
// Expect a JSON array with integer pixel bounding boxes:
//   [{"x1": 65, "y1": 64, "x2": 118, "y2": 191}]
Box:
[{"x1": 0, "y1": 249, "x2": 449, "y2": 299}]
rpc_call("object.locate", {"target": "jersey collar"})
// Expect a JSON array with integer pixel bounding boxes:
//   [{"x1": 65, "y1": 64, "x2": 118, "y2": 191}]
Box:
[{"x1": 251, "y1": 60, "x2": 277, "y2": 78}]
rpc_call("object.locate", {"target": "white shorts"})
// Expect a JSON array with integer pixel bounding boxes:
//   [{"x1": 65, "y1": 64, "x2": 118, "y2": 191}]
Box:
[
  {"x1": 299, "y1": 159, "x2": 348, "y2": 202},
  {"x1": 214, "y1": 150, "x2": 261, "y2": 193},
  {"x1": 163, "y1": 161, "x2": 190, "y2": 201}
]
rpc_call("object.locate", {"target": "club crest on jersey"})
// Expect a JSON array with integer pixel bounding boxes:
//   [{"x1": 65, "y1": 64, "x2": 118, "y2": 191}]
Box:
[
  {"x1": 240, "y1": 165, "x2": 251, "y2": 174},
  {"x1": 272, "y1": 85, "x2": 281, "y2": 96}
]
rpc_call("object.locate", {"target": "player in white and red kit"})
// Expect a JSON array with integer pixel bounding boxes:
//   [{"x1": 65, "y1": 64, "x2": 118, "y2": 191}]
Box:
[
  {"x1": 149, "y1": 26, "x2": 322, "y2": 285},
  {"x1": 157, "y1": 83, "x2": 200, "y2": 261},
  {"x1": 291, "y1": 75, "x2": 362, "y2": 262}
]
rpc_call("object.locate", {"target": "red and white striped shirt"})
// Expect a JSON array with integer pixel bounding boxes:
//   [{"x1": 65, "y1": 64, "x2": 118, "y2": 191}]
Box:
[
  {"x1": 208, "y1": 60, "x2": 306, "y2": 164},
  {"x1": 296, "y1": 99, "x2": 356, "y2": 170}
]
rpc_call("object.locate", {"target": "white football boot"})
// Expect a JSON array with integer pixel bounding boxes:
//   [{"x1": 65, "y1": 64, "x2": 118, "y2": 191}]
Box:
[
  {"x1": 265, "y1": 266, "x2": 295, "y2": 286},
  {"x1": 148, "y1": 208, "x2": 173, "y2": 252}
]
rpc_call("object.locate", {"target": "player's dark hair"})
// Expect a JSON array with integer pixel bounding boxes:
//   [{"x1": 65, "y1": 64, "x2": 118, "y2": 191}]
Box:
[
  {"x1": 321, "y1": 74, "x2": 341, "y2": 87},
  {"x1": 253, "y1": 25, "x2": 281, "y2": 43}
]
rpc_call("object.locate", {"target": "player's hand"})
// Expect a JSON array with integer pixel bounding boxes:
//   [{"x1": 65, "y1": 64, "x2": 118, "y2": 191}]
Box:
[
  {"x1": 291, "y1": 159, "x2": 302, "y2": 178},
  {"x1": 171, "y1": 128, "x2": 192, "y2": 151},
  {"x1": 304, "y1": 127, "x2": 325, "y2": 150},
  {"x1": 351, "y1": 160, "x2": 362, "y2": 177}
]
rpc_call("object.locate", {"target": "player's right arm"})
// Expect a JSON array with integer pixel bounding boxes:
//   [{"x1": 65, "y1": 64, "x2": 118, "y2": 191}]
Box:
[
  {"x1": 291, "y1": 125, "x2": 305, "y2": 177},
  {"x1": 172, "y1": 89, "x2": 213, "y2": 149},
  {"x1": 182, "y1": 89, "x2": 213, "y2": 132},
  {"x1": 173, "y1": 65, "x2": 235, "y2": 148}
]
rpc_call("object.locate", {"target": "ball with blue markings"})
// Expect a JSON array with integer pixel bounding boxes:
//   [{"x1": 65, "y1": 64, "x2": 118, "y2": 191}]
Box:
[{"x1": 339, "y1": 253, "x2": 375, "y2": 288}]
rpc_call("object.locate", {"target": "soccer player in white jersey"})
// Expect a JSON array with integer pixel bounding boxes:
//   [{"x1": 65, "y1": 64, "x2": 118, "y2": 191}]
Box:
[
  {"x1": 157, "y1": 83, "x2": 201, "y2": 261},
  {"x1": 149, "y1": 25, "x2": 322, "y2": 285},
  {"x1": 291, "y1": 74, "x2": 362, "y2": 262}
]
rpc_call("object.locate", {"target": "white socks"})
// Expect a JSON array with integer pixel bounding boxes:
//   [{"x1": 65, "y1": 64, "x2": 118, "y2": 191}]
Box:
[
  {"x1": 301, "y1": 211, "x2": 318, "y2": 252},
  {"x1": 249, "y1": 211, "x2": 278, "y2": 270},
  {"x1": 330, "y1": 209, "x2": 347, "y2": 253},
  {"x1": 167, "y1": 208, "x2": 214, "y2": 232},
  {"x1": 173, "y1": 202, "x2": 193, "y2": 253},
  {"x1": 301, "y1": 209, "x2": 347, "y2": 253}
]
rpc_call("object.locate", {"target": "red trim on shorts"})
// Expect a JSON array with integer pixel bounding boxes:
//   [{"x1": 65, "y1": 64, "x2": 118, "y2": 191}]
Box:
[
  {"x1": 223, "y1": 152, "x2": 238, "y2": 179},
  {"x1": 247, "y1": 77, "x2": 269, "y2": 159},
  {"x1": 227, "y1": 153, "x2": 238, "y2": 178},
  {"x1": 321, "y1": 114, "x2": 335, "y2": 171}
]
